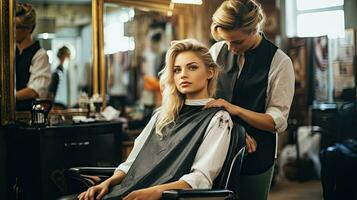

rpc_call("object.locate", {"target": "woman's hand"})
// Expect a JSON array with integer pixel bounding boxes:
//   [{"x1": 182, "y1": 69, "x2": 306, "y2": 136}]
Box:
[
  {"x1": 77, "y1": 182, "x2": 109, "y2": 200},
  {"x1": 203, "y1": 99, "x2": 238, "y2": 115},
  {"x1": 123, "y1": 187, "x2": 163, "y2": 200},
  {"x1": 246, "y1": 133, "x2": 257, "y2": 153}
]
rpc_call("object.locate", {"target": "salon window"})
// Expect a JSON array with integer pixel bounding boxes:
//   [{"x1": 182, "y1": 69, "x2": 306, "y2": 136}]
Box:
[{"x1": 285, "y1": 0, "x2": 345, "y2": 38}]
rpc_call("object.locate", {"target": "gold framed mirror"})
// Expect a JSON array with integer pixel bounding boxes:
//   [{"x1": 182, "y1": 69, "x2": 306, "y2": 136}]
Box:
[
  {"x1": 0, "y1": 0, "x2": 15, "y2": 125},
  {"x1": 100, "y1": 0, "x2": 175, "y2": 118},
  {"x1": 0, "y1": 0, "x2": 103, "y2": 125},
  {"x1": 97, "y1": 0, "x2": 221, "y2": 118}
]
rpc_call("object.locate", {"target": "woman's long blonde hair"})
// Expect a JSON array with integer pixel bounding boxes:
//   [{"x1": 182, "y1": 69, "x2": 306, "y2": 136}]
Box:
[
  {"x1": 155, "y1": 39, "x2": 219, "y2": 136},
  {"x1": 211, "y1": 0, "x2": 265, "y2": 41}
]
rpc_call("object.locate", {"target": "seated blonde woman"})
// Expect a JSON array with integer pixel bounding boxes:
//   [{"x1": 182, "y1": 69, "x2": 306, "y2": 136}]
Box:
[{"x1": 77, "y1": 39, "x2": 233, "y2": 200}]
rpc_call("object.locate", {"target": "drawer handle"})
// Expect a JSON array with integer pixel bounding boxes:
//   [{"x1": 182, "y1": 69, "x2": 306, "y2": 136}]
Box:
[{"x1": 64, "y1": 141, "x2": 90, "y2": 147}]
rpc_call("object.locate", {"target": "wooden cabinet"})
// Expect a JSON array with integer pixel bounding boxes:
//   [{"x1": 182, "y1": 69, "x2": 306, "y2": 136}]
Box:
[{"x1": 6, "y1": 121, "x2": 123, "y2": 200}]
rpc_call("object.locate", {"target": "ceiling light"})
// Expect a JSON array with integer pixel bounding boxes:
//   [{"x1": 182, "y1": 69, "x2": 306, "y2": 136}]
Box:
[{"x1": 171, "y1": 0, "x2": 203, "y2": 5}]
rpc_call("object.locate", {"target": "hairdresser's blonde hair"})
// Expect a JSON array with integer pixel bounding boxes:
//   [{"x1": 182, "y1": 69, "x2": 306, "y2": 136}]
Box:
[
  {"x1": 211, "y1": 0, "x2": 265, "y2": 41},
  {"x1": 155, "y1": 39, "x2": 219, "y2": 136},
  {"x1": 16, "y1": 3, "x2": 37, "y2": 33}
]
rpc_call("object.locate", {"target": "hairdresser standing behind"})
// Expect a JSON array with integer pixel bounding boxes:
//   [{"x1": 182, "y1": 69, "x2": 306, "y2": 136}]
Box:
[
  {"x1": 205, "y1": 0, "x2": 295, "y2": 199},
  {"x1": 15, "y1": 3, "x2": 51, "y2": 111}
]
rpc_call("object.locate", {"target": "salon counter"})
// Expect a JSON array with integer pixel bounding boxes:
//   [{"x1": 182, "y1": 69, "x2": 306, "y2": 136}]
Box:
[{"x1": 5, "y1": 120, "x2": 123, "y2": 200}]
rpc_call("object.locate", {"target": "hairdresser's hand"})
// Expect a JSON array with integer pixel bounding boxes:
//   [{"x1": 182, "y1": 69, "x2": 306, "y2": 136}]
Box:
[
  {"x1": 77, "y1": 182, "x2": 109, "y2": 200},
  {"x1": 123, "y1": 187, "x2": 163, "y2": 200},
  {"x1": 246, "y1": 133, "x2": 257, "y2": 154},
  {"x1": 203, "y1": 98, "x2": 238, "y2": 116}
]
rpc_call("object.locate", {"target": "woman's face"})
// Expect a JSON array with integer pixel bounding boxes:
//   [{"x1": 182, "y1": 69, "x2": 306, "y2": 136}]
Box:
[
  {"x1": 173, "y1": 51, "x2": 213, "y2": 99},
  {"x1": 217, "y1": 27, "x2": 257, "y2": 55}
]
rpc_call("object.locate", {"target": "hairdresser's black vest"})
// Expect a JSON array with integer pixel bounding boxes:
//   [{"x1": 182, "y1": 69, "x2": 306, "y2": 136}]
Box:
[
  {"x1": 216, "y1": 36, "x2": 278, "y2": 175},
  {"x1": 16, "y1": 41, "x2": 41, "y2": 111},
  {"x1": 104, "y1": 106, "x2": 222, "y2": 199}
]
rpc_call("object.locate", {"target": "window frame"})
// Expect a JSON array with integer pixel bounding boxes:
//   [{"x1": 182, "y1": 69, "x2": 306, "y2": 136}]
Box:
[{"x1": 285, "y1": 0, "x2": 345, "y2": 38}]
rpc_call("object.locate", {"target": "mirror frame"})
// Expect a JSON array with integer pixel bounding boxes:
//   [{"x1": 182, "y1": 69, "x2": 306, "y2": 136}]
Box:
[
  {"x1": 93, "y1": 0, "x2": 106, "y2": 108},
  {"x1": 0, "y1": 0, "x2": 15, "y2": 126},
  {"x1": 0, "y1": 0, "x2": 103, "y2": 125},
  {"x1": 98, "y1": 0, "x2": 177, "y2": 109}
]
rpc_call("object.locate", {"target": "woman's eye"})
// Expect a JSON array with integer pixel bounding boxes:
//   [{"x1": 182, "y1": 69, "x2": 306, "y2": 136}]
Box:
[
  {"x1": 189, "y1": 66, "x2": 198, "y2": 70},
  {"x1": 173, "y1": 68, "x2": 181, "y2": 73}
]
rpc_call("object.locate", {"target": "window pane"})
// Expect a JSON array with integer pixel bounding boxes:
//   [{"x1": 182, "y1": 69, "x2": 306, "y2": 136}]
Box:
[
  {"x1": 297, "y1": 0, "x2": 343, "y2": 10},
  {"x1": 297, "y1": 10, "x2": 345, "y2": 38}
]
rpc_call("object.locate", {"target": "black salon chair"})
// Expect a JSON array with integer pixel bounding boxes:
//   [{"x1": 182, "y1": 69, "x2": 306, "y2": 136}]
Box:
[
  {"x1": 320, "y1": 102, "x2": 357, "y2": 200},
  {"x1": 60, "y1": 123, "x2": 246, "y2": 200}
]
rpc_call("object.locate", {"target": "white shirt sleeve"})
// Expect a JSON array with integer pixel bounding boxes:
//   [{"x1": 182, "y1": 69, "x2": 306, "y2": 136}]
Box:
[
  {"x1": 180, "y1": 110, "x2": 232, "y2": 189},
  {"x1": 27, "y1": 49, "x2": 51, "y2": 98},
  {"x1": 266, "y1": 49, "x2": 295, "y2": 133},
  {"x1": 115, "y1": 112, "x2": 159, "y2": 174},
  {"x1": 209, "y1": 41, "x2": 225, "y2": 63}
]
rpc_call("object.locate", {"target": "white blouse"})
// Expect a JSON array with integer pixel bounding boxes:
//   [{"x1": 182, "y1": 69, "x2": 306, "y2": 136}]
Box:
[
  {"x1": 116, "y1": 98, "x2": 232, "y2": 189},
  {"x1": 27, "y1": 48, "x2": 51, "y2": 98}
]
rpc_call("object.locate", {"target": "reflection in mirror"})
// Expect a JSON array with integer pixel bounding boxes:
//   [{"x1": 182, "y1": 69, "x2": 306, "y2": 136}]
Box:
[
  {"x1": 16, "y1": 0, "x2": 92, "y2": 111},
  {"x1": 104, "y1": 3, "x2": 174, "y2": 119}
]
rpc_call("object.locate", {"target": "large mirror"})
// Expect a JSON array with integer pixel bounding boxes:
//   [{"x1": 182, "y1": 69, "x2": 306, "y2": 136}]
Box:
[
  {"x1": 15, "y1": 0, "x2": 94, "y2": 112},
  {"x1": 100, "y1": 0, "x2": 220, "y2": 122},
  {"x1": 102, "y1": 2, "x2": 175, "y2": 120}
]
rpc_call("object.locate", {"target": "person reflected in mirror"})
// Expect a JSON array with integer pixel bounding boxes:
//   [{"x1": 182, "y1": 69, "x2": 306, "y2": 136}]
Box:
[
  {"x1": 15, "y1": 3, "x2": 51, "y2": 111},
  {"x1": 107, "y1": 52, "x2": 130, "y2": 115},
  {"x1": 48, "y1": 46, "x2": 71, "y2": 108},
  {"x1": 140, "y1": 21, "x2": 168, "y2": 112},
  {"x1": 77, "y1": 39, "x2": 232, "y2": 200}
]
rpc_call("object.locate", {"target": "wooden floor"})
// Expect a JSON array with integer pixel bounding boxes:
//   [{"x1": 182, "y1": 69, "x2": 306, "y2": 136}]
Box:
[{"x1": 268, "y1": 180, "x2": 323, "y2": 200}]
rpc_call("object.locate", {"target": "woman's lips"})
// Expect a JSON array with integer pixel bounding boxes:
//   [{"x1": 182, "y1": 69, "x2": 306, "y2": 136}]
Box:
[{"x1": 180, "y1": 81, "x2": 191, "y2": 87}]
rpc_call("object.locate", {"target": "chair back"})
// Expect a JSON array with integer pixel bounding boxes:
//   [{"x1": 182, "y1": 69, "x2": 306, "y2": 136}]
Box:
[
  {"x1": 336, "y1": 102, "x2": 357, "y2": 140},
  {"x1": 212, "y1": 123, "x2": 246, "y2": 192}
]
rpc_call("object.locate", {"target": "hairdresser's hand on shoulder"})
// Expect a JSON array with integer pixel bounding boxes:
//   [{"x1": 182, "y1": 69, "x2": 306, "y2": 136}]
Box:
[
  {"x1": 123, "y1": 187, "x2": 163, "y2": 200},
  {"x1": 77, "y1": 182, "x2": 109, "y2": 200},
  {"x1": 203, "y1": 98, "x2": 238, "y2": 115}
]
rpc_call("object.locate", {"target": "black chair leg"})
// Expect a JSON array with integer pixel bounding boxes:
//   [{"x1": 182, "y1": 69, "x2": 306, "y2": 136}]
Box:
[{"x1": 320, "y1": 148, "x2": 338, "y2": 200}]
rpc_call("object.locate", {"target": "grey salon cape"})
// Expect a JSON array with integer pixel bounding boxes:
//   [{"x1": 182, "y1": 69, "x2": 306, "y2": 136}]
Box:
[{"x1": 103, "y1": 105, "x2": 222, "y2": 199}]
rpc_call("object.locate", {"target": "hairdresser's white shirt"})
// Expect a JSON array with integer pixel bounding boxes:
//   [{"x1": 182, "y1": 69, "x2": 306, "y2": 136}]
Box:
[
  {"x1": 27, "y1": 48, "x2": 51, "y2": 98},
  {"x1": 116, "y1": 98, "x2": 232, "y2": 189}
]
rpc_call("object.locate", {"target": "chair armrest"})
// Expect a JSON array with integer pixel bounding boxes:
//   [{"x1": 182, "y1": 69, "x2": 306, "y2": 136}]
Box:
[
  {"x1": 67, "y1": 167, "x2": 116, "y2": 190},
  {"x1": 69, "y1": 167, "x2": 116, "y2": 176},
  {"x1": 162, "y1": 189, "x2": 235, "y2": 200}
]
